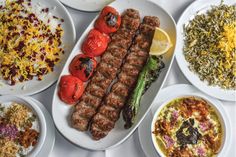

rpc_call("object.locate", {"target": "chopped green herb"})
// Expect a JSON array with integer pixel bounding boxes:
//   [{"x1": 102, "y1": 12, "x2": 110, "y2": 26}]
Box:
[
  {"x1": 183, "y1": 4, "x2": 236, "y2": 89},
  {"x1": 28, "y1": 115, "x2": 36, "y2": 122},
  {"x1": 0, "y1": 107, "x2": 4, "y2": 112}
]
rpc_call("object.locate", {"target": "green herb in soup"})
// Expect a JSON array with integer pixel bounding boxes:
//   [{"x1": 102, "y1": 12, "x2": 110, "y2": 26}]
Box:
[{"x1": 152, "y1": 97, "x2": 223, "y2": 157}]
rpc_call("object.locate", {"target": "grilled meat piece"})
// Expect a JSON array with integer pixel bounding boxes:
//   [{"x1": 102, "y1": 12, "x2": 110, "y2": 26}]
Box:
[
  {"x1": 71, "y1": 115, "x2": 89, "y2": 131},
  {"x1": 86, "y1": 83, "x2": 105, "y2": 98},
  {"x1": 90, "y1": 72, "x2": 113, "y2": 89},
  {"x1": 126, "y1": 54, "x2": 147, "y2": 68},
  {"x1": 121, "y1": 63, "x2": 141, "y2": 76},
  {"x1": 112, "y1": 82, "x2": 129, "y2": 98},
  {"x1": 106, "y1": 47, "x2": 127, "y2": 59},
  {"x1": 108, "y1": 37, "x2": 131, "y2": 50},
  {"x1": 74, "y1": 103, "x2": 97, "y2": 119},
  {"x1": 98, "y1": 105, "x2": 120, "y2": 121},
  {"x1": 92, "y1": 113, "x2": 115, "y2": 131},
  {"x1": 90, "y1": 124, "x2": 107, "y2": 140},
  {"x1": 96, "y1": 62, "x2": 118, "y2": 78},
  {"x1": 143, "y1": 16, "x2": 160, "y2": 27},
  {"x1": 118, "y1": 72, "x2": 137, "y2": 87},
  {"x1": 90, "y1": 16, "x2": 160, "y2": 140},
  {"x1": 80, "y1": 92, "x2": 102, "y2": 109},
  {"x1": 101, "y1": 52, "x2": 123, "y2": 68},
  {"x1": 105, "y1": 92, "x2": 126, "y2": 109},
  {"x1": 111, "y1": 29, "x2": 134, "y2": 41},
  {"x1": 71, "y1": 9, "x2": 141, "y2": 131}
]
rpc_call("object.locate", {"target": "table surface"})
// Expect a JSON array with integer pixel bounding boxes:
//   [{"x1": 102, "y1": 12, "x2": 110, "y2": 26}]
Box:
[{"x1": 32, "y1": 0, "x2": 236, "y2": 156}]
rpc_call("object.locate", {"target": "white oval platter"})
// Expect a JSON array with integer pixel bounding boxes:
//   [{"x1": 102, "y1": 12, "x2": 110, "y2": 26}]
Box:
[{"x1": 52, "y1": 0, "x2": 176, "y2": 150}]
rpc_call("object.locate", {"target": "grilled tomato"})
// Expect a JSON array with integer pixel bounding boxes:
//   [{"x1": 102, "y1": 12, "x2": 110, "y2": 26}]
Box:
[
  {"x1": 95, "y1": 6, "x2": 121, "y2": 34},
  {"x1": 58, "y1": 75, "x2": 84, "y2": 104},
  {"x1": 82, "y1": 29, "x2": 110, "y2": 56},
  {"x1": 69, "y1": 54, "x2": 97, "y2": 82}
]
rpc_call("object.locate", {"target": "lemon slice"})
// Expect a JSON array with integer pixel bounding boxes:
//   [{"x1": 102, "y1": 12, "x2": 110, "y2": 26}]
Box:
[{"x1": 149, "y1": 27, "x2": 172, "y2": 56}]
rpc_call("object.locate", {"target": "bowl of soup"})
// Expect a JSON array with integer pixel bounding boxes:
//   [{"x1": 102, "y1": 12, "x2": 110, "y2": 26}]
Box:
[{"x1": 151, "y1": 94, "x2": 228, "y2": 157}]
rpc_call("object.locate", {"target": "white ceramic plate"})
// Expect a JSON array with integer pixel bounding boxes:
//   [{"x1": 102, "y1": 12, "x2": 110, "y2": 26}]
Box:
[
  {"x1": 52, "y1": 0, "x2": 176, "y2": 150},
  {"x1": 0, "y1": 0, "x2": 76, "y2": 96},
  {"x1": 175, "y1": 0, "x2": 236, "y2": 102},
  {"x1": 26, "y1": 97, "x2": 56, "y2": 157},
  {"x1": 59, "y1": 0, "x2": 114, "y2": 12},
  {"x1": 138, "y1": 84, "x2": 232, "y2": 157},
  {"x1": 0, "y1": 95, "x2": 47, "y2": 157}
]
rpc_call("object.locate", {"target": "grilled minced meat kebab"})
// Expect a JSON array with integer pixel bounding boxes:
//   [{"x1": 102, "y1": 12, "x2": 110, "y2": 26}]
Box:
[
  {"x1": 71, "y1": 9, "x2": 141, "y2": 131},
  {"x1": 90, "y1": 16, "x2": 160, "y2": 140}
]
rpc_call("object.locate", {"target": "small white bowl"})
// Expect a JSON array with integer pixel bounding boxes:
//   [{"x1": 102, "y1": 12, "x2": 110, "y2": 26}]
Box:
[
  {"x1": 0, "y1": 95, "x2": 47, "y2": 157},
  {"x1": 151, "y1": 93, "x2": 230, "y2": 157}
]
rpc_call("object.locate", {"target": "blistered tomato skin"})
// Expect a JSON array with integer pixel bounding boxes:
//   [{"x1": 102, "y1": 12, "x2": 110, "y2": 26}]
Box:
[
  {"x1": 58, "y1": 75, "x2": 84, "y2": 104},
  {"x1": 69, "y1": 54, "x2": 97, "y2": 82},
  {"x1": 82, "y1": 29, "x2": 110, "y2": 57},
  {"x1": 95, "y1": 6, "x2": 121, "y2": 34}
]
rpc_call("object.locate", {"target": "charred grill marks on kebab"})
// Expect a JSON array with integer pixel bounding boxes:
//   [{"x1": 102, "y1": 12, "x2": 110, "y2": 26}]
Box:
[
  {"x1": 71, "y1": 9, "x2": 141, "y2": 131},
  {"x1": 90, "y1": 16, "x2": 160, "y2": 140}
]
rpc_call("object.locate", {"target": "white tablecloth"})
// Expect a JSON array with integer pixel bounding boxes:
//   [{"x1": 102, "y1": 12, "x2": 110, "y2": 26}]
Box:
[{"x1": 32, "y1": 0, "x2": 236, "y2": 156}]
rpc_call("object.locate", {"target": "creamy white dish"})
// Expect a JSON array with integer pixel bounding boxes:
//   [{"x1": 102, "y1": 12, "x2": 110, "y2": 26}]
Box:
[{"x1": 0, "y1": 102, "x2": 40, "y2": 157}]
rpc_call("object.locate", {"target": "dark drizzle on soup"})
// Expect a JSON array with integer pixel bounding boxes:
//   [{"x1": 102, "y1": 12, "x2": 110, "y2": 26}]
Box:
[{"x1": 176, "y1": 118, "x2": 202, "y2": 147}]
